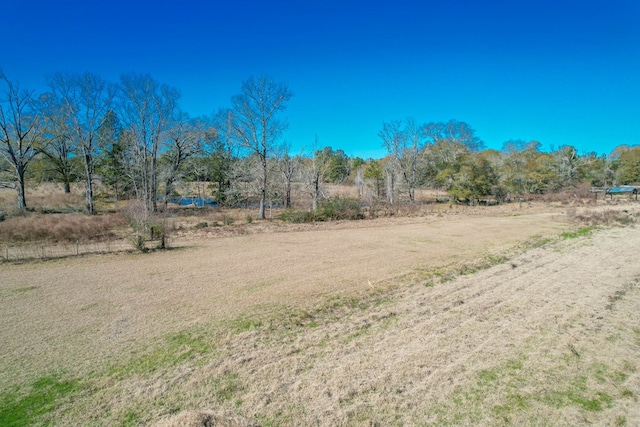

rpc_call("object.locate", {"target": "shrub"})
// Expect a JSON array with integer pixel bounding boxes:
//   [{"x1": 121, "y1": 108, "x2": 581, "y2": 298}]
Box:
[
  {"x1": 280, "y1": 209, "x2": 315, "y2": 223},
  {"x1": 315, "y1": 196, "x2": 363, "y2": 221},
  {"x1": 122, "y1": 202, "x2": 174, "y2": 251},
  {"x1": 280, "y1": 197, "x2": 364, "y2": 223}
]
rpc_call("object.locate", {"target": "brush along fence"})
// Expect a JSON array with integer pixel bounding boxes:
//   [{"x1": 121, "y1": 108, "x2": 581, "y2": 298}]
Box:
[{"x1": 1, "y1": 239, "x2": 133, "y2": 262}]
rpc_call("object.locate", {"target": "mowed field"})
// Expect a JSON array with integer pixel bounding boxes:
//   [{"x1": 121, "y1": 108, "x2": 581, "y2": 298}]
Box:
[{"x1": 1, "y1": 202, "x2": 640, "y2": 426}]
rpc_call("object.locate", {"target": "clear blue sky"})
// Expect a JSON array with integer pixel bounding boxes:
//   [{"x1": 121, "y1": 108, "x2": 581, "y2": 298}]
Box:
[{"x1": 2, "y1": 0, "x2": 639, "y2": 159}]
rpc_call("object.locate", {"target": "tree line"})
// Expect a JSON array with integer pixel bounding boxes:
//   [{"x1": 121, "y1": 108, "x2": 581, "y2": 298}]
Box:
[
  {"x1": 2, "y1": 70, "x2": 639, "y2": 218},
  {"x1": 377, "y1": 118, "x2": 639, "y2": 205}
]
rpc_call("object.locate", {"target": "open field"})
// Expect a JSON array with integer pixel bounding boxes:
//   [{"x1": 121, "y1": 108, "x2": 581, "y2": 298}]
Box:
[{"x1": 1, "y1": 201, "x2": 640, "y2": 425}]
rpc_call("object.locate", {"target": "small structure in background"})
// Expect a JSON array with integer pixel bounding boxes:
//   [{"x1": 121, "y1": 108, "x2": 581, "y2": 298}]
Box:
[
  {"x1": 589, "y1": 187, "x2": 608, "y2": 200},
  {"x1": 604, "y1": 186, "x2": 640, "y2": 200},
  {"x1": 590, "y1": 186, "x2": 640, "y2": 200}
]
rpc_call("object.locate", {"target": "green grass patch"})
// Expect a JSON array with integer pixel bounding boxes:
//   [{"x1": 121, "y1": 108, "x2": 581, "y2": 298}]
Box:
[
  {"x1": 256, "y1": 411, "x2": 293, "y2": 427},
  {"x1": 458, "y1": 265, "x2": 477, "y2": 275},
  {"x1": 121, "y1": 407, "x2": 143, "y2": 427},
  {"x1": 322, "y1": 294, "x2": 370, "y2": 312},
  {"x1": 620, "y1": 389, "x2": 634, "y2": 398},
  {"x1": 477, "y1": 369, "x2": 499, "y2": 385},
  {"x1": 211, "y1": 373, "x2": 243, "y2": 402},
  {"x1": 447, "y1": 353, "x2": 620, "y2": 424},
  {"x1": 0, "y1": 373, "x2": 81, "y2": 427},
  {"x1": 522, "y1": 234, "x2": 554, "y2": 249},
  {"x1": 0, "y1": 286, "x2": 39, "y2": 300},
  {"x1": 616, "y1": 416, "x2": 627, "y2": 426},
  {"x1": 492, "y1": 392, "x2": 530, "y2": 416},
  {"x1": 445, "y1": 356, "x2": 528, "y2": 423},
  {"x1": 487, "y1": 254, "x2": 508, "y2": 265},
  {"x1": 560, "y1": 227, "x2": 596, "y2": 240},
  {"x1": 380, "y1": 313, "x2": 398, "y2": 329},
  {"x1": 542, "y1": 376, "x2": 612, "y2": 412},
  {"x1": 110, "y1": 329, "x2": 215, "y2": 378},
  {"x1": 342, "y1": 323, "x2": 373, "y2": 344},
  {"x1": 230, "y1": 317, "x2": 263, "y2": 333},
  {"x1": 10, "y1": 286, "x2": 39, "y2": 295},
  {"x1": 410, "y1": 251, "x2": 514, "y2": 289}
]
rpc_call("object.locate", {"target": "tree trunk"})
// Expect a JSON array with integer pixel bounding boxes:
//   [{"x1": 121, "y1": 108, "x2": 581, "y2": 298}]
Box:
[
  {"x1": 83, "y1": 149, "x2": 95, "y2": 214},
  {"x1": 151, "y1": 148, "x2": 158, "y2": 213},
  {"x1": 259, "y1": 156, "x2": 267, "y2": 220},
  {"x1": 85, "y1": 173, "x2": 94, "y2": 214},
  {"x1": 164, "y1": 176, "x2": 175, "y2": 212},
  {"x1": 216, "y1": 179, "x2": 226, "y2": 205},
  {"x1": 142, "y1": 151, "x2": 151, "y2": 215},
  {"x1": 285, "y1": 180, "x2": 291, "y2": 208},
  {"x1": 16, "y1": 166, "x2": 27, "y2": 211},
  {"x1": 312, "y1": 176, "x2": 319, "y2": 211}
]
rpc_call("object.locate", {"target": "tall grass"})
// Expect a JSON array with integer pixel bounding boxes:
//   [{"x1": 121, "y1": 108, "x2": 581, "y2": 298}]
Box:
[
  {"x1": 566, "y1": 207, "x2": 638, "y2": 226},
  {"x1": 0, "y1": 185, "x2": 85, "y2": 215},
  {"x1": 0, "y1": 213, "x2": 127, "y2": 243}
]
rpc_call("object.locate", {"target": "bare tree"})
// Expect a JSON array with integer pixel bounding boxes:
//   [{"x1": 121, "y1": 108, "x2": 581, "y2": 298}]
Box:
[
  {"x1": 116, "y1": 128, "x2": 144, "y2": 203},
  {"x1": 210, "y1": 109, "x2": 239, "y2": 205},
  {"x1": 277, "y1": 143, "x2": 302, "y2": 208},
  {"x1": 300, "y1": 137, "x2": 330, "y2": 211},
  {"x1": 0, "y1": 72, "x2": 44, "y2": 210},
  {"x1": 383, "y1": 158, "x2": 399, "y2": 204},
  {"x1": 379, "y1": 118, "x2": 425, "y2": 203},
  {"x1": 424, "y1": 119, "x2": 484, "y2": 152},
  {"x1": 46, "y1": 72, "x2": 116, "y2": 213},
  {"x1": 119, "y1": 73, "x2": 179, "y2": 214},
  {"x1": 37, "y1": 92, "x2": 78, "y2": 193},
  {"x1": 225, "y1": 155, "x2": 260, "y2": 207},
  {"x1": 229, "y1": 76, "x2": 293, "y2": 219},
  {"x1": 161, "y1": 113, "x2": 215, "y2": 210}
]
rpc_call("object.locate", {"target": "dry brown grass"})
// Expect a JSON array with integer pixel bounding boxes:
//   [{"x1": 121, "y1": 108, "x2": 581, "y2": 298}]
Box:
[
  {"x1": 1, "y1": 192, "x2": 640, "y2": 425},
  {"x1": 565, "y1": 203, "x2": 640, "y2": 226},
  {"x1": 0, "y1": 212, "x2": 127, "y2": 243},
  {"x1": 0, "y1": 183, "x2": 85, "y2": 214}
]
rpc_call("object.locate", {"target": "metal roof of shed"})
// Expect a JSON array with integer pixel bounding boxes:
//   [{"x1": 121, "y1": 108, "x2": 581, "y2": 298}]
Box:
[{"x1": 607, "y1": 186, "x2": 640, "y2": 194}]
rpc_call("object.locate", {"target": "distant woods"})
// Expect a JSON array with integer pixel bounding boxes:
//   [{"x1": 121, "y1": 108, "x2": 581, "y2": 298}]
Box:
[{"x1": 1, "y1": 69, "x2": 639, "y2": 214}]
